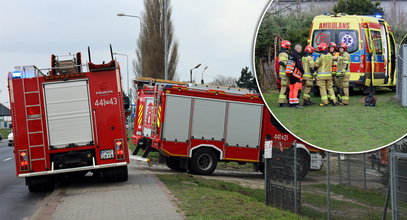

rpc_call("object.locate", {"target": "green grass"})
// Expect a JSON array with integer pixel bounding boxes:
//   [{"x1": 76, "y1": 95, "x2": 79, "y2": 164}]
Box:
[
  {"x1": 263, "y1": 89, "x2": 407, "y2": 152},
  {"x1": 158, "y1": 174, "x2": 392, "y2": 220},
  {"x1": 306, "y1": 184, "x2": 386, "y2": 207},
  {"x1": 302, "y1": 184, "x2": 389, "y2": 220},
  {"x1": 158, "y1": 174, "x2": 305, "y2": 220}
]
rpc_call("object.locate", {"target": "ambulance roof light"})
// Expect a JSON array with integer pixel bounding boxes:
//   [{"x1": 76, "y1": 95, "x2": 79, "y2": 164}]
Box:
[
  {"x1": 323, "y1": 12, "x2": 330, "y2": 16},
  {"x1": 375, "y1": 14, "x2": 383, "y2": 19}
]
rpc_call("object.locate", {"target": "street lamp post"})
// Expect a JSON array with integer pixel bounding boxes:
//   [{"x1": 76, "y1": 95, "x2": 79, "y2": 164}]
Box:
[
  {"x1": 201, "y1": 66, "x2": 208, "y2": 84},
  {"x1": 190, "y1": 64, "x2": 201, "y2": 83},
  {"x1": 163, "y1": 0, "x2": 169, "y2": 80},
  {"x1": 117, "y1": 13, "x2": 142, "y2": 31}
]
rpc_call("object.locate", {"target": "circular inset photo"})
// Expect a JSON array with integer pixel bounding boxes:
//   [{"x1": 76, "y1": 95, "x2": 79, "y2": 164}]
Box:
[{"x1": 253, "y1": 1, "x2": 407, "y2": 153}]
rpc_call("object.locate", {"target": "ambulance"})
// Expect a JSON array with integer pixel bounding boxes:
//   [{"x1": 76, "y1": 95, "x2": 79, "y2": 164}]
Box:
[{"x1": 309, "y1": 14, "x2": 397, "y2": 93}]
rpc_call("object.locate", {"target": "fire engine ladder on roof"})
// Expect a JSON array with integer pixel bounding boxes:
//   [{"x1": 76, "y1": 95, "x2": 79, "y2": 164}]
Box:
[
  {"x1": 22, "y1": 73, "x2": 47, "y2": 170},
  {"x1": 187, "y1": 83, "x2": 257, "y2": 96}
]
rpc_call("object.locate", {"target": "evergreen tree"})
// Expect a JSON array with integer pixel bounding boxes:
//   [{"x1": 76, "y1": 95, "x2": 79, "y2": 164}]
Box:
[
  {"x1": 333, "y1": 0, "x2": 384, "y2": 15},
  {"x1": 236, "y1": 67, "x2": 258, "y2": 92}
]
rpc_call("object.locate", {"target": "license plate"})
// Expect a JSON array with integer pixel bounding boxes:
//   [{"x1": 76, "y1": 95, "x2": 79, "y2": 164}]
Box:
[{"x1": 100, "y1": 149, "x2": 114, "y2": 160}]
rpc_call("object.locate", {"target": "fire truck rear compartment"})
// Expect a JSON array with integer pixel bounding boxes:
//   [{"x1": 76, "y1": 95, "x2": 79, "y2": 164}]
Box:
[{"x1": 51, "y1": 149, "x2": 94, "y2": 170}]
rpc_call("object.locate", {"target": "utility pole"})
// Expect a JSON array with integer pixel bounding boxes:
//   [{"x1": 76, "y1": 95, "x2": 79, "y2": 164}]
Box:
[{"x1": 164, "y1": 0, "x2": 169, "y2": 80}]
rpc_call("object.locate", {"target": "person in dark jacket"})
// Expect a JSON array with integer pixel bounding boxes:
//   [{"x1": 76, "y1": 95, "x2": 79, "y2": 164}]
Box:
[{"x1": 287, "y1": 44, "x2": 304, "y2": 108}]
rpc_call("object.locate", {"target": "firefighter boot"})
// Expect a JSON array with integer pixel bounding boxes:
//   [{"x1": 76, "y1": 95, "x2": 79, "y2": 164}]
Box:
[
  {"x1": 303, "y1": 100, "x2": 314, "y2": 106},
  {"x1": 279, "y1": 103, "x2": 290, "y2": 107}
]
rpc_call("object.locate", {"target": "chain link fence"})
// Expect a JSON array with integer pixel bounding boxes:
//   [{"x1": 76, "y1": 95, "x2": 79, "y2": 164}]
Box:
[
  {"x1": 264, "y1": 142, "x2": 301, "y2": 213},
  {"x1": 389, "y1": 139, "x2": 407, "y2": 220},
  {"x1": 265, "y1": 138, "x2": 407, "y2": 220}
]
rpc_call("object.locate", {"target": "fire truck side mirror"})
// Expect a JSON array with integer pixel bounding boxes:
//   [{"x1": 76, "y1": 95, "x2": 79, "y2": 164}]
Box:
[{"x1": 123, "y1": 95, "x2": 130, "y2": 110}]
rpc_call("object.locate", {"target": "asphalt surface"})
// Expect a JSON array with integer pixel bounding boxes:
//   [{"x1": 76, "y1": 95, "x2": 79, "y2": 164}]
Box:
[{"x1": 0, "y1": 140, "x2": 50, "y2": 220}]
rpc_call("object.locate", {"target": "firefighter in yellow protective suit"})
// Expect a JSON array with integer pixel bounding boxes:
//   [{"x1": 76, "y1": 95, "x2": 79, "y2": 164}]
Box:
[
  {"x1": 337, "y1": 42, "x2": 351, "y2": 105},
  {"x1": 278, "y1": 40, "x2": 291, "y2": 107},
  {"x1": 328, "y1": 42, "x2": 341, "y2": 104},
  {"x1": 301, "y1": 45, "x2": 315, "y2": 106},
  {"x1": 315, "y1": 42, "x2": 337, "y2": 107}
]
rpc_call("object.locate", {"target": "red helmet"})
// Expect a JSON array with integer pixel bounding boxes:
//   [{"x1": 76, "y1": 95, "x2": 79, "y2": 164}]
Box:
[
  {"x1": 328, "y1": 42, "x2": 337, "y2": 49},
  {"x1": 280, "y1": 40, "x2": 291, "y2": 49},
  {"x1": 318, "y1": 42, "x2": 328, "y2": 52},
  {"x1": 338, "y1": 42, "x2": 347, "y2": 51},
  {"x1": 304, "y1": 45, "x2": 314, "y2": 53}
]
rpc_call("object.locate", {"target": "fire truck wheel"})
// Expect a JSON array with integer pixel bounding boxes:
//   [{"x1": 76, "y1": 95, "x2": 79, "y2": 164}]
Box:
[
  {"x1": 28, "y1": 183, "x2": 55, "y2": 192},
  {"x1": 189, "y1": 148, "x2": 217, "y2": 175},
  {"x1": 165, "y1": 157, "x2": 187, "y2": 172},
  {"x1": 258, "y1": 163, "x2": 265, "y2": 174},
  {"x1": 116, "y1": 166, "x2": 128, "y2": 182},
  {"x1": 293, "y1": 154, "x2": 310, "y2": 180}
]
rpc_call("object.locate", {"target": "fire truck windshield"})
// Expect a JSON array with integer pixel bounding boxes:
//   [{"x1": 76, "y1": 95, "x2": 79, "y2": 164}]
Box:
[{"x1": 312, "y1": 29, "x2": 359, "y2": 53}]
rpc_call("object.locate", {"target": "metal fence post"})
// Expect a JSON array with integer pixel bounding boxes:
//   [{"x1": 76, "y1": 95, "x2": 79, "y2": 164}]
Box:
[
  {"x1": 264, "y1": 140, "x2": 272, "y2": 206},
  {"x1": 390, "y1": 150, "x2": 399, "y2": 220},
  {"x1": 265, "y1": 157, "x2": 270, "y2": 205},
  {"x1": 338, "y1": 154, "x2": 342, "y2": 185},
  {"x1": 294, "y1": 142, "x2": 298, "y2": 214},
  {"x1": 327, "y1": 152, "x2": 331, "y2": 220},
  {"x1": 363, "y1": 153, "x2": 367, "y2": 190},
  {"x1": 347, "y1": 154, "x2": 351, "y2": 186}
]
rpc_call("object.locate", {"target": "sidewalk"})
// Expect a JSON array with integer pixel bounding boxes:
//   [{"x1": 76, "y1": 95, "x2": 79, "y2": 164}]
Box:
[{"x1": 30, "y1": 161, "x2": 183, "y2": 220}]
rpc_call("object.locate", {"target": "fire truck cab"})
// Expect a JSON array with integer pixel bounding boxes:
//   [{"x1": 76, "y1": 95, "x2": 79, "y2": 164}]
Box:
[
  {"x1": 8, "y1": 50, "x2": 130, "y2": 192},
  {"x1": 132, "y1": 78, "x2": 324, "y2": 179}
]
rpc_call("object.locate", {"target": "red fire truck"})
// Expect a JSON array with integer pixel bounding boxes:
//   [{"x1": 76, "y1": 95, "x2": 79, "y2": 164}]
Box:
[
  {"x1": 8, "y1": 49, "x2": 129, "y2": 192},
  {"x1": 132, "y1": 78, "x2": 324, "y2": 179}
]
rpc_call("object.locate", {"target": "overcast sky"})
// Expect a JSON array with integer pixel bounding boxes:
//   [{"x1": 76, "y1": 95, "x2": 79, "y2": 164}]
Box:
[{"x1": 0, "y1": 0, "x2": 269, "y2": 106}]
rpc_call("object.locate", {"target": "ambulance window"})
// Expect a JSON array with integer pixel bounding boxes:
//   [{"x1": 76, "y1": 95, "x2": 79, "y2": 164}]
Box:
[
  {"x1": 312, "y1": 30, "x2": 334, "y2": 48},
  {"x1": 370, "y1": 30, "x2": 383, "y2": 54},
  {"x1": 337, "y1": 30, "x2": 358, "y2": 53}
]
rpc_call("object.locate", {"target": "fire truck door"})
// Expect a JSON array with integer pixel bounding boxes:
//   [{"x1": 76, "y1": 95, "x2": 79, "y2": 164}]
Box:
[{"x1": 44, "y1": 80, "x2": 93, "y2": 148}]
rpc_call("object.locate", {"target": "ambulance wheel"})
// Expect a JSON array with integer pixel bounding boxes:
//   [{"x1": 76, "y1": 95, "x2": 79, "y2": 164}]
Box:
[
  {"x1": 165, "y1": 157, "x2": 187, "y2": 172},
  {"x1": 189, "y1": 148, "x2": 217, "y2": 175}
]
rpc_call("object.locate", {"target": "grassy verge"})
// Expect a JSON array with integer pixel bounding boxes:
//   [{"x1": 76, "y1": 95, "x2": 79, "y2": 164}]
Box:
[
  {"x1": 262, "y1": 89, "x2": 407, "y2": 152},
  {"x1": 306, "y1": 184, "x2": 385, "y2": 207},
  {"x1": 158, "y1": 174, "x2": 305, "y2": 220},
  {"x1": 158, "y1": 174, "x2": 392, "y2": 220}
]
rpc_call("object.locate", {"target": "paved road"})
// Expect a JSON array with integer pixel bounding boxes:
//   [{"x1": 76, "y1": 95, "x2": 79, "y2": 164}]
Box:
[
  {"x1": 30, "y1": 160, "x2": 183, "y2": 220},
  {"x1": 0, "y1": 140, "x2": 50, "y2": 220}
]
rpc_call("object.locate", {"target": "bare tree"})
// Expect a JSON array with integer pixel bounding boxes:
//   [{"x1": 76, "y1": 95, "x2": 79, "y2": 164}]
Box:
[
  {"x1": 209, "y1": 75, "x2": 238, "y2": 87},
  {"x1": 134, "y1": 0, "x2": 179, "y2": 80}
]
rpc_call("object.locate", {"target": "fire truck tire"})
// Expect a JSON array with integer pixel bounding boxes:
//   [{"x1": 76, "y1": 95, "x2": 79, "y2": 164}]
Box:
[
  {"x1": 165, "y1": 157, "x2": 187, "y2": 172},
  {"x1": 28, "y1": 182, "x2": 55, "y2": 192},
  {"x1": 295, "y1": 154, "x2": 310, "y2": 180},
  {"x1": 189, "y1": 148, "x2": 217, "y2": 175},
  {"x1": 116, "y1": 166, "x2": 128, "y2": 182},
  {"x1": 258, "y1": 163, "x2": 265, "y2": 174}
]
